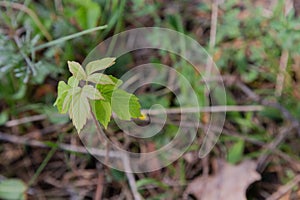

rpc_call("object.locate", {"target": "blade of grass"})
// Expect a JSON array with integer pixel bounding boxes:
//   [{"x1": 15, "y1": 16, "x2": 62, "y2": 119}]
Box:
[
  {"x1": 27, "y1": 134, "x2": 64, "y2": 187},
  {"x1": 106, "y1": 0, "x2": 126, "y2": 56},
  {"x1": 34, "y1": 25, "x2": 107, "y2": 51}
]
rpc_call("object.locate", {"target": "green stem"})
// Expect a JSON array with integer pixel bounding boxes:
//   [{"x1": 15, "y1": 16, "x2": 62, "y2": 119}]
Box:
[
  {"x1": 34, "y1": 25, "x2": 107, "y2": 51},
  {"x1": 27, "y1": 135, "x2": 63, "y2": 187}
]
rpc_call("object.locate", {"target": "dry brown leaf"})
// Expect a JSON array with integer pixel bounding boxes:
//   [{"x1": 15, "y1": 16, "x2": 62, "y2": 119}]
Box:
[
  {"x1": 278, "y1": 191, "x2": 291, "y2": 200},
  {"x1": 184, "y1": 160, "x2": 261, "y2": 200}
]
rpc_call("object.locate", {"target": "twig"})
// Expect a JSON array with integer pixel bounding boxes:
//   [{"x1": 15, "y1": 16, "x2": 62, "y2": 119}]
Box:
[
  {"x1": 122, "y1": 154, "x2": 142, "y2": 200},
  {"x1": 0, "y1": 131, "x2": 120, "y2": 158},
  {"x1": 27, "y1": 139, "x2": 58, "y2": 187},
  {"x1": 94, "y1": 172, "x2": 104, "y2": 200},
  {"x1": 90, "y1": 111, "x2": 107, "y2": 146},
  {"x1": 205, "y1": 0, "x2": 219, "y2": 76},
  {"x1": 34, "y1": 25, "x2": 107, "y2": 51},
  {"x1": 142, "y1": 105, "x2": 264, "y2": 115},
  {"x1": 275, "y1": 50, "x2": 289, "y2": 96},
  {"x1": 266, "y1": 174, "x2": 300, "y2": 200},
  {"x1": 235, "y1": 81, "x2": 260, "y2": 101},
  {"x1": 4, "y1": 114, "x2": 59, "y2": 127},
  {"x1": 0, "y1": 1, "x2": 52, "y2": 41}
]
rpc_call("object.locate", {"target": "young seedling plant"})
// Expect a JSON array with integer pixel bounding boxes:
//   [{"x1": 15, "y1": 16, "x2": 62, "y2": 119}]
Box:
[{"x1": 54, "y1": 58, "x2": 142, "y2": 133}]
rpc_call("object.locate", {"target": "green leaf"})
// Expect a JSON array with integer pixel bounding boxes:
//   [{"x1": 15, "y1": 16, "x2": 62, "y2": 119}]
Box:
[
  {"x1": 67, "y1": 76, "x2": 79, "y2": 87},
  {"x1": 110, "y1": 169, "x2": 125, "y2": 181},
  {"x1": 136, "y1": 178, "x2": 168, "y2": 190},
  {"x1": 68, "y1": 89, "x2": 90, "y2": 133},
  {"x1": 93, "y1": 100, "x2": 112, "y2": 128},
  {"x1": 95, "y1": 84, "x2": 142, "y2": 123},
  {"x1": 0, "y1": 110, "x2": 8, "y2": 125},
  {"x1": 86, "y1": 73, "x2": 115, "y2": 85},
  {"x1": 227, "y1": 140, "x2": 245, "y2": 164},
  {"x1": 95, "y1": 75, "x2": 123, "y2": 99},
  {"x1": 67, "y1": 0, "x2": 101, "y2": 29},
  {"x1": 108, "y1": 75, "x2": 123, "y2": 87},
  {"x1": 82, "y1": 85, "x2": 104, "y2": 100},
  {"x1": 86, "y1": 58, "x2": 116, "y2": 75},
  {"x1": 0, "y1": 179, "x2": 27, "y2": 200},
  {"x1": 111, "y1": 89, "x2": 142, "y2": 120},
  {"x1": 96, "y1": 84, "x2": 117, "y2": 100},
  {"x1": 54, "y1": 81, "x2": 71, "y2": 113},
  {"x1": 67, "y1": 85, "x2": 103, "y2": 133},
  {"x1": 62, "y1": 86, "x2": 81, "y2": 114},
  {"x1": 55, "y1": 59, "x2": 142, "y2": 132},
  {"x1": 67, "y1": 61, "x2": 87, "y2": 80}
]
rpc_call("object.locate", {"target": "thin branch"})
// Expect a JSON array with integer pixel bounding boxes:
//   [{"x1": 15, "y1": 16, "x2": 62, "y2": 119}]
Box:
[
  {"x1": 5, "y1": 114, "x2": 61, "y2": 127},
  {"x1": 94, "y1": 173, "x2": 104, "y2": 200},
  {"x1": 275, "y1": 50, "x2": 289, "y2": 96},
  {"x1": 0, "y1": 131, "x2": 121, "y2": 158},
  {"x1": 34, "y1": 25, "x2": 107, "y2": 51},
  {"x1": 90, "y1": 111, "x2": 107, "y2": 145},
  {"x1": 205, "y1": 0, "x2": 219, "y2": 76},
  {"x1": 142, "y1": 105, "x2": 264, "y2": 115},
  {"x1": 122, "y1": 154, "x2": 142, "y2": 200}
]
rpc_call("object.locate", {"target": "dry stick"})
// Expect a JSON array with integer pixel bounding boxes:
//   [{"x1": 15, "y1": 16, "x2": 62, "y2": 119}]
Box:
[
  {"x1": 266, "y1": 174, "x2": 300, "y2": 200},
  {"x1": 5, "y1": 114, "x2": 47, "y2": 127},
  {"x1": 90, "y1": 111, "x2": 107, "y2": 148},
  {"x1": 0, "y1": 131, "x2": 120, "y2": 158},
  {"x1": 151, "y1": 117, "x2": 263, "y2": 146},
  {"x1": 0, "y1": 1, "x2": 52, "y2": 41},
  {"x1": 275, "y1": 0, "x2": 292, "y2": 97},
  {"x1": 90, "y1": 111, "x2": 111, "y2": 185},
  {"x1": 205, "y1": 0, "x2": 219, "y2": 76},
  {"x1": 94, "y1": 173, "x2": 104, "y2": 200},
  {"x1": 122, "y1": 155, "x2": 142, "y2": 200},
  {"x1": 205, "y1": 4, "x2": 222, "y2": 172},
  {"x1": 275, "y1": 50, "x2": 289, "y2": 96},
  {"x1": 143, "y1": 105, "x2": 264, "y2": 115}
]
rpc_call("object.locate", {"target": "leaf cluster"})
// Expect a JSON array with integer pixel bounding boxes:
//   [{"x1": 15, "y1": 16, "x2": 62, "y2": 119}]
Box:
[{"x1": 54, "y1": 58, "x2": 142, "y2": 132}]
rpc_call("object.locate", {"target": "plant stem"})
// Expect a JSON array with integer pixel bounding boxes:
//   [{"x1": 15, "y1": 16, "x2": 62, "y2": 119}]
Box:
[
  {"x1": 27, "y1": 134, "x2": 63, "y2": 187},
  {"x1": 90, "y1": 110, "x2": 107, "y2": 145},
  {"x1": 34, "y1": 25, "x2": 107, "y2": 51},
  {"x1": 90, "y1": 108, "x2": 110, "y2": 167}
]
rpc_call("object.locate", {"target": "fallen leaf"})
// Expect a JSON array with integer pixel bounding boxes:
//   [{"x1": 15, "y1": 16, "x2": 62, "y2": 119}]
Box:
[
  {"x1": 279, "y1": 191, "x2": 291, "y2": 200},
  {"x1": 184, "y1": 160, "x2": 261, "y2": 200}
]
